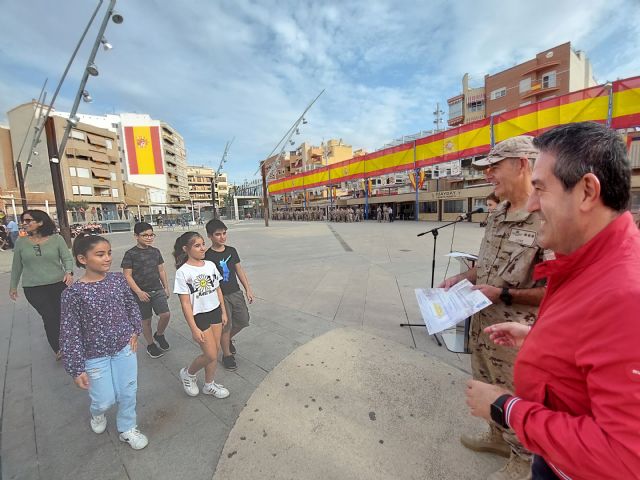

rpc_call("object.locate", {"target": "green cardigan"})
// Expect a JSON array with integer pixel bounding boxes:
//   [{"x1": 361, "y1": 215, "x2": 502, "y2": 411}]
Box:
[{"x1": 10, "y1": 234, "x2": 74, "y2": 290}]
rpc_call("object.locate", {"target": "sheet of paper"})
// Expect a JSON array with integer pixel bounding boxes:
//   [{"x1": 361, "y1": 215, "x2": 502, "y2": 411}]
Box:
[
  {"x1": 414, "y1": 279, "x2": 492, "y2": 335},
  {"x1": 445, "y1": 251, "x2": 479, "y2": 260}
]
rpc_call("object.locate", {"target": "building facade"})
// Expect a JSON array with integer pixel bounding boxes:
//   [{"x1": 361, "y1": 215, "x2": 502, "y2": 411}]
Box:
[
  {"x1": 448, "y1": 42, "x2": 596, "y2": 124},
  {"x1": 187, "y1": 165, "x2": 228, "y2": 208},
  {"x1": 484, "y1": 42, "x2": 596, "y2": 116},
  {"x1": 6, "y1": 101, "x2": 124, "y2": 221}
]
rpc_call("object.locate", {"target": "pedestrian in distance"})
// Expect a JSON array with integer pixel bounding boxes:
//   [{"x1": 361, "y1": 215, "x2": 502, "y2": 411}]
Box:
[
  {"x1": 60, "y1": 233, "x2": 148, "y2": 450},
  {"x1": 173, "y1": 232, "x2": 230, "y2": 399},
  {"x1": 205, "y1": 219, "x2": 255, "y2": 371},
  {"x1": 9, "y1": 210, "x2": 74, "y2": 360},
  {"x1": 121, "y1": 222, "x2": 171, "y2": 359}
]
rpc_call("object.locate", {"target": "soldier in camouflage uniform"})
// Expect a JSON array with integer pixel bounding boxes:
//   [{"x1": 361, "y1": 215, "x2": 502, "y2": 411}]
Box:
[{"x1": 440, "y1": 136, "x2": 546, "y2": 480}]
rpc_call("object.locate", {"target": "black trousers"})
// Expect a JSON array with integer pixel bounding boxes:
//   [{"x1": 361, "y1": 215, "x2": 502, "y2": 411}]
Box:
[
  {"x1": 23, "y1": 281, "x2": 67, "y2": 353},
  {"x1": 532, "y1": 455, "x2": 560, "y2": 480}
]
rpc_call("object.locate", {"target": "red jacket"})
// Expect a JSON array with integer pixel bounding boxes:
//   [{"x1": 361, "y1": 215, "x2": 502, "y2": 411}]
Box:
[{"x1": 505, "y1": 212, "x2": 640, "y2": 480}]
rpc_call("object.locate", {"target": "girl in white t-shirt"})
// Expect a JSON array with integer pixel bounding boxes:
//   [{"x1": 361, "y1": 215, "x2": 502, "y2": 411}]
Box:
[{"x1": 173, "y1": 232, "x2": 230, "y2": 398}]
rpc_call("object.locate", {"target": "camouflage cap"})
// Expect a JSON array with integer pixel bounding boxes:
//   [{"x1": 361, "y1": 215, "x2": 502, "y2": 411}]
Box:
[{"x1": 472, "y1": 135, "x2": 538, "y2": 168}]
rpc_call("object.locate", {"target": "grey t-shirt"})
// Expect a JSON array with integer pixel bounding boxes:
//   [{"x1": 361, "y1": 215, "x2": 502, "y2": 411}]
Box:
[{"x1": 121, "y1": 245, "x2": 164, "y2": 291}]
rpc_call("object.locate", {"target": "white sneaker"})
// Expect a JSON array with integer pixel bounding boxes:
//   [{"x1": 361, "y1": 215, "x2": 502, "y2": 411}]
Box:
[
  {"x1": 203, "y1": 381, "x2": 230, "y2": 399},
  {"x1": 119, "y1": 427, "x2": 149, "y2": 450},
  {"x1": 90, "y1": 414, "x2": 107, "y2": 434},
  {"x1": 180, "y1": 367, "x2": 199, "y2": 396}
]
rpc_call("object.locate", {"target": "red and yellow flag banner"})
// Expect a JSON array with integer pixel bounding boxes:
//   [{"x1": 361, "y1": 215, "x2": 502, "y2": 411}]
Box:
[
  {"x1": 124, "y1": 126, "x2": 164, "y2": 175},
  {"x1": 268, "y1": 76, "x2": 640, "y2": 195}
]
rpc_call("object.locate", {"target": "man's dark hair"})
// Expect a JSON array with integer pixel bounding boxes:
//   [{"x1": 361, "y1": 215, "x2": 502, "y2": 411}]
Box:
[
  {"x1": 533, "y1": 122, "x2": 630, "y2": 212},
  {"x1": 205, "y1": 218, "x2": 227, "y2": 235},
  {"x1": 134, "y1": 222, "x2": 154, "y2": 235}
]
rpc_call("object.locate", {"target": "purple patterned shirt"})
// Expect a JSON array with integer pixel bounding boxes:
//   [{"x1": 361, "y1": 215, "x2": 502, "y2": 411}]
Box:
[{"x1": 60, "y1": 272, "x2": 142, "y2": 378}]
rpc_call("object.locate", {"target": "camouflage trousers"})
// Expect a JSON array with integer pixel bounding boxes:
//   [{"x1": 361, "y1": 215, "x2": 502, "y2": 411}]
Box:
[{"x1": 470, "y1": 311, "x2": 532, "y2": 460}]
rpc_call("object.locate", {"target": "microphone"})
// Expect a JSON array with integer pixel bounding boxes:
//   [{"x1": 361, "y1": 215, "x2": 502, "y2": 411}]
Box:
[{"x1": 457, "y1": 207, "x2": 484, "y2": 220}]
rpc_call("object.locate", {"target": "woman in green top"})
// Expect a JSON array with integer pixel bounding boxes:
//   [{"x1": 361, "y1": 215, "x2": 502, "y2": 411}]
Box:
[{"x1": 9, "y1": 210, "x2": 74, "y2": 359}]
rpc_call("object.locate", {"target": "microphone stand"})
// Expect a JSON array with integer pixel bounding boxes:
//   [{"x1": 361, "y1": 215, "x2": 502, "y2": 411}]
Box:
[{"x1": 400, "y1": 216, "x2": 469, "y2": 346}]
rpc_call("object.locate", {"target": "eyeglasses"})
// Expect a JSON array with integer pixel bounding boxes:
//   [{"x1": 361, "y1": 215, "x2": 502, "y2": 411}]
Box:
[
  {"x1": 139, "y1": 233, "x2": 156, "y2": 238},
  {"x1": 22, "y1": 218, "x2": 35, "y2": 224},
  {"x1": 33, "y1": 244, "x2": 41, "y2": 256}
]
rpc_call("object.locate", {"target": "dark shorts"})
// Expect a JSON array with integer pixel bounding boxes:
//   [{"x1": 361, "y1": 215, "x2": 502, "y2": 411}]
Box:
[
  {"x1": 194, "y1": 307, "x2": 222, "y2": 332},
  {"x1": 222, "y1": 290, "x2": 250, "y2": 333},
  {"x1": 136, "y1": 289, "x2": 170, "y2": 320}
]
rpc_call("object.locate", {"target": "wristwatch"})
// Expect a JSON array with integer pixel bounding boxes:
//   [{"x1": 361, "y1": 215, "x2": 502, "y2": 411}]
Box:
[
  {"x1": 500, "y1": 287, "x2": 513, "y2": 306},
  {"x1": 490, "y1": 394, "x2": 511, "y2": 429}
]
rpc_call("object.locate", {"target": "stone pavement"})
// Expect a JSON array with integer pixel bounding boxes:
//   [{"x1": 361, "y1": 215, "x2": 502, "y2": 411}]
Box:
[{"x1": 0, "y1": 219, "x2": 504, "y2": 480}]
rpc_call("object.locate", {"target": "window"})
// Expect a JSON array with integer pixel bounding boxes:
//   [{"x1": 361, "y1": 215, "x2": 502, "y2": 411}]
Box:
[
  {"x1": 105, "y1": 139, "x2": 113, "y2": 149},
  {"x1": 420, "y1": 201, "x2": 438, "y2": 213},
  {"x1": 76, "y1": 167, "x2": 90, "y2": 178},
  {"x1": 443, "y1": 200, "x2": 465, "y2": 213},
  {"x1": 110, "y1": 172, "x2": 117, "y2": 181},
  {"x1": 542, "y1": 71, "x2": 556, "y2": 89},
  {"x1": 112, "y1": 188, "x2": 119, "y2": 198},
  {"x1": 72, "y1": 185, "x2": 80, "y2": 195},
  {"x1": 69, "y1": 167, "x2": 77, "y2": 176},
  {"x1": 448, "y1": 100, "x2": 463, "y2": 120},
  {"x1": 468, "y1": 100, "x2": 484, "y2": 112},
  {"x1": 79, "y1": 186, "x2": 92, "y2": 196},
  {"x1": 631, "y1": 191, "x2": 640, "y2": 210},
  {"x1": 490, "y1": 87, "x2": 506, "y2": 100},
  {"x1": 519, "y1": 77, "x2": 531, "y2": 93},
  {"x1": 70, "y1": 130, "x2": 86, "y2": 141}
]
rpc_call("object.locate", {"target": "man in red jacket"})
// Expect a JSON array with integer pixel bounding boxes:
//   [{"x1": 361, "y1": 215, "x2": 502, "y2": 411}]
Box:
[{"x1": 465, "y1": 121, "x2": 640, "y2": 480}]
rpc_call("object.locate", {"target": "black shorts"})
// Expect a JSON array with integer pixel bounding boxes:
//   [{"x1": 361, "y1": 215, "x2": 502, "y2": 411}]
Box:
[{"x1": 194, "y1": 307, "x2": 222, "y2": 331}]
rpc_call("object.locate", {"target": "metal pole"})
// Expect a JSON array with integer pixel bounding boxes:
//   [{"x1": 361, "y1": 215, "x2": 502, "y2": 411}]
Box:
[
  {"x1": 23, "y1": 0, "x2": 104, "y2": 180},
  {"x1": 210, "y1": 176, "x2": 217, "y2": 219},
  {"x1": 10, "y1": 196, "x2": 18, "y2": 222},
  {"x1": 57, "y1": 0, "x2": 118, "y2": 158},
  {"x1": 606, "y1": 82, "x2": 614, "y2": 128},
  {"x1": 191, "y1": 198, "x2": 195, "y2": 223},
  {"x1": 15, "y1": 161, "x2": 28, "y2": 210},
  {"x1": 44, "y1": 117, "x2": 71, "y2": 247},
  {"x1": 261, "y1": 162, "x2": 269, "y2": 227},
  {"x1": 414, "y1": 140, "x2": 419, "y2": 222}
]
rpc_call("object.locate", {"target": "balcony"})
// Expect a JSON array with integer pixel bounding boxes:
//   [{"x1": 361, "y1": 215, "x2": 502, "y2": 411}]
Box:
[
  {"x1": 522, "y1": 61, "x2": 560, "y2": 76},
  {"x1": 520, "y1": 80, "x2": 559, "y2": 100}
]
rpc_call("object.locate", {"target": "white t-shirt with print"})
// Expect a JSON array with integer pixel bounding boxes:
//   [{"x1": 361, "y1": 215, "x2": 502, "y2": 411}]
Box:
[{"x1": 173, "y1": 261, "x2": 223, "y2": 315}]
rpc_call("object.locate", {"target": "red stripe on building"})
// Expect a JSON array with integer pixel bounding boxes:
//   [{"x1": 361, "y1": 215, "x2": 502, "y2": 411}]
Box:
[
  {"x1": 124, "y1": 127, "x2": 138, "y2": 174},
  {"x1": 150, "y1": 127, "x2": 164, "y2": 174}
]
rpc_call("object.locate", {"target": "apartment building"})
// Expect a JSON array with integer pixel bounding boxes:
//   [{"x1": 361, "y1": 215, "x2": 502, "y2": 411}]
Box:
[
  {"x1": 447, "y1": 73, "x2": 485, "y2": 127},
  {"x1": 187, "y1": 165, "x2": 228, "y2": 208},
  {"x1": 160, "y1": 122, "x2": 189, "y2": 204},
  {"x1": 485, "y1": 42, "x2": 596, "y2": 116},
  {"x1": 6, "y1": 101, "x2": 124, "y2": 219},
  {"x1": 447, "y1": 42, "x2": 597, "y2": 124}
]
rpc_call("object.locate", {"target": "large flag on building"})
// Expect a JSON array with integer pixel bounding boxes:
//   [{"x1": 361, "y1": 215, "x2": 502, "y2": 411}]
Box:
[{"x1": 124, "y1": 126, "x2": 164, "y2": 175}]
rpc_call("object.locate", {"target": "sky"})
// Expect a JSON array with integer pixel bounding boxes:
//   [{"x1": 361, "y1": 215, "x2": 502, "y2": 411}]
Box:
[{"x1": 1, "y1": 0, "x2": 639, "y2": 184}]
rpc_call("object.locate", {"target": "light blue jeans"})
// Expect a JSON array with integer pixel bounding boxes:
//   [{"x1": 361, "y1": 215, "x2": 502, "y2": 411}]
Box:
[{"x1": 85, "y1": 343, "x2": 138, "y2": 433}]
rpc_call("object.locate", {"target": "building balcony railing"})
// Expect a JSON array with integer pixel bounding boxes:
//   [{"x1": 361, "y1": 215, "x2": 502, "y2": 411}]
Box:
[
  {"x1": 520, "y1": 83, "x2": 559, "y2": 100},
  {"x1": 522, "y1": 60, "x2": 560, "y2": 76}
]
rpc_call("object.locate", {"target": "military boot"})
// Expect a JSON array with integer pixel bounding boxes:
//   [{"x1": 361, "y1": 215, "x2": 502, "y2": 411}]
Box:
[
  {"x1": 487, "y1": 453, "x2": 532, "y2": 480},
  {"x1": 460, "y1": 428, "x2": 511, "y2": 458}
]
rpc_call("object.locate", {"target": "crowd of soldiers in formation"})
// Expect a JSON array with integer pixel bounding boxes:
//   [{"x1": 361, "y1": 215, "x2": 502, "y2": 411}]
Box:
[{"x1": 272, "y1": 206, "x2": 368, "y2": 222}]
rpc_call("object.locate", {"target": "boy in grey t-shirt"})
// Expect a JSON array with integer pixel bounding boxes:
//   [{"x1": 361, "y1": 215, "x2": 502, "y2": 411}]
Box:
[{"x1": 122, "y1": 222, "x2": 171, "y2": 358}]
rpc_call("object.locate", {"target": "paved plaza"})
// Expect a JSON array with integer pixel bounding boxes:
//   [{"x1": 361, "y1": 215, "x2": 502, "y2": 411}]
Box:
[{"x1": 0, "y1": 219, "x2": 505, "y2": 479}]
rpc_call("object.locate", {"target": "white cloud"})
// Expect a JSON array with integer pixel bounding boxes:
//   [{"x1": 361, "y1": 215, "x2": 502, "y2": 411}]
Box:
[{"x1": 1, "y1": 0, "x2": 638, "y2": 182}]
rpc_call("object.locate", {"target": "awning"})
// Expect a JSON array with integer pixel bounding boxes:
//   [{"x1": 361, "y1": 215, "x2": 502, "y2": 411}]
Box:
[
  {"x1": 91, "y1": 168, "x2": 111, "y2": 179},
  {"x1": 87, "y1": 134, "x2": 108, "y2": 147}
]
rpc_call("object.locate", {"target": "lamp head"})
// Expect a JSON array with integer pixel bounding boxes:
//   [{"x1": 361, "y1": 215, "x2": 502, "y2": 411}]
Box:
[
  {"x1": 87, "y1": 63, "x2": 99, "y2": 76},
  {"x1": 111, "y1": 12, "x2": 124, "y2": 24}
]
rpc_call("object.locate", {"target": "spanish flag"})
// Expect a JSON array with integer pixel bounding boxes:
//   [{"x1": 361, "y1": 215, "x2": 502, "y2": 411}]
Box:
[{"x1": 124, "y1": 126, "x2": 164, "y2": 175}]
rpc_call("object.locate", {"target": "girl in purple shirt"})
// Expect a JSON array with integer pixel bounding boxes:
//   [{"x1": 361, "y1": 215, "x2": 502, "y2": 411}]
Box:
[{"x1": 60, "y1": 234, "x2": 148, "y2": 450}]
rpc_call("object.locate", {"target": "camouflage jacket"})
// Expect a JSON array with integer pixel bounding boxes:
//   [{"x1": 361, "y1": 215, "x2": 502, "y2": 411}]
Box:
[{"x1": 475, "y1": 201, "x2": 545, "y2": 325}]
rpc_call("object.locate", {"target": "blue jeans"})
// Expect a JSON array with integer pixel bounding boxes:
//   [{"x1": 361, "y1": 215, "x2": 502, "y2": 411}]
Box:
[{"x1": 85, "y1": 344, "x2": 138, "y2": 432}]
